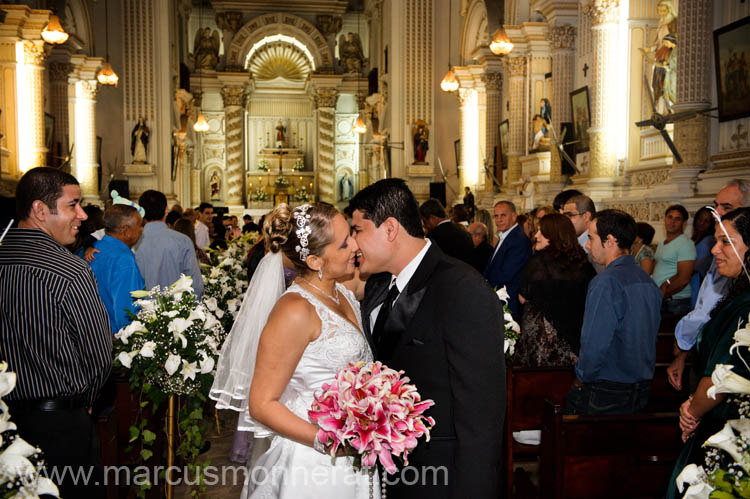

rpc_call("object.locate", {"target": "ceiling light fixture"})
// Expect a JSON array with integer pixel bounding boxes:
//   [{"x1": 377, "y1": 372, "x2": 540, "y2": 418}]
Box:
[
  {"x1": 193, "y1": 3, "x2": 208, "y2": 133},
  {"x1": 354, "y1": 7, "x2": 366, "y2": 134},
  {"x1": 440, "y1": 4, "x2": 458, "y2": 92},
  {"x1": 489, "y1": 27, "x2": 513, "y2": 56},
  {"x1": 42, "y1": 13, "x2": 69, "y2": 45},
  {"x1": 96, "y1": 0, "x2": 118, "y2": 85}
]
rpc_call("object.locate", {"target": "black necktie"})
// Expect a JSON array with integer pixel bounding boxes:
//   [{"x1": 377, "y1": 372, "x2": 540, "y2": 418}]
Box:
[{"x1": 373, "y1": 283, "x2": 400, "y2": 350}]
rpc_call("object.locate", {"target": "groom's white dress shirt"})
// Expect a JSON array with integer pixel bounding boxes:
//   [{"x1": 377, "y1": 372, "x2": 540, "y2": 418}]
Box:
[{"x1": 369, "y1": 239, "x2": 431, "y2": 331}]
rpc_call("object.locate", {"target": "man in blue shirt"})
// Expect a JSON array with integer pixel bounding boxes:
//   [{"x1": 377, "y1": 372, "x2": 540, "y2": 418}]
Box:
[
  {"x1": 135, "y1": 190, "x2": 204, "y2": 298},
  {"x1": 566, "y1": 209, "x2": 662, "y2": 415},
  {"x1": 89, "y1": 204, "x2": 145, "y2": 334},
  {"x1": 667, "y1": 179, "x2": 750, "y2": 390}
]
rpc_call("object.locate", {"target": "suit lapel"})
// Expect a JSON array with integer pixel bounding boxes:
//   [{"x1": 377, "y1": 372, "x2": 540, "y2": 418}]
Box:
[
  {"x1": 378, "y1": 244, "x2": 443, "y2": 361},
  {"x1": 362, "y1": 272, "x2": 391, "y2": 354}
]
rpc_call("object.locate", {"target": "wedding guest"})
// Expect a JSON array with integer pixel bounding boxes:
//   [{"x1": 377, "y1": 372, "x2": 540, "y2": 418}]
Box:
[
  {"x1": 475, "y1": 208, "x2": 497, "y2": 246},
  {"x1": 70, "y1": 204, "x2": 104, "y2": 256},
  {"x1": 690, "y1": 206, "x2": 716, "y2": 307},
  {"x1": 242, "y1": 214, "x2": 261, "y2": 234},
  {"x1": 563, "y1": 194, "x2": 605, "y2": 273},
  {"x1": 88, "y1": 205, "x2": 145, "y2": 334},
  {"x1": 135, "y1": 190, "x2": 204, "y2": 297},
  {"x1": 165, "y1": 210, "x2": 181, "y2": 228},
  {"x1": 174, "y1": 217, "x2": 211, "y2": 266},
  {"x1": 195, "y1": 202, "x2": 213, "y2": 250},
  {"x1": 566, "y1": 209, "x2": 662, "y2": 415},
  {"x1": 468, "y1": 221, "x2": 494, "y2": 273},
  {"x1": 518, "y1": 213, "x2": 533, "y2": 240},
  {"x1": 667, "y1": 179, "x2": 750, "y2": 390},
  {"x1": 484, "y1": 200, "x2": 532, "y2": 319},
  {"x1": 515, "y1": 214, "x2": 596, "y2": 367},
  {"x1": 170, "y1": 203, "x2": 183, "y2": 215},
  {"x1": 666, "y1": 207, "x2": 750, "y2": 499},
  {"x1": 532, "y1": 204, "x2": 556, "y2": 235},
  {"x1": 0, "y1": 167, "x2": 112, "y2": 497},
  {"x1": 419, "y1": 198, "x2": 474, "y2": 264},
  {"x1": 463, "y1": 186, "x2": 476, "y2": 220},
  {"x1": 552, "y1": 188, "x2": 583, "y2": 213},
  {"x1": 211, "y1": 213, "x2": 228, "y2": 250},
  {"x1": 183, "y1": 208, "x2": 198, "y2": 224},
  {"x1": 652, "y1": 204, "x2": 696, "y2": 316},
  {"x1": 632, "y1": 222, "x2": 656, "y2": 275},
  {"x1": 452, "y1": 203, "x2": 471, "y2": 227}
]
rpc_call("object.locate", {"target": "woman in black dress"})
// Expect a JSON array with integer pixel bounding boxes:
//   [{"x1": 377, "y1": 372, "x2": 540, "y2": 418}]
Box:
[{"x1": 515, "y1": 213, "x2": 596, "y2": 367}]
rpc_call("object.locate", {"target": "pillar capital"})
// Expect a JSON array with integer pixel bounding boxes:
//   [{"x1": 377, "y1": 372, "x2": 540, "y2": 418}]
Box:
[
  {"x1": 583, "y1": 0, "x2": 620, "y2": 26},
  {"x1": 220, "y1": 85, "x2": 245, "y2": 107},
  {"x1": 22, "y1": 40, "x2": 46, "y2": 66},
  {"x1": 547, "y1": 24, "x2": 576, "y2": 51},
  {"x1": 504, "y1": 57, "x2": 527, "y2": 78}
]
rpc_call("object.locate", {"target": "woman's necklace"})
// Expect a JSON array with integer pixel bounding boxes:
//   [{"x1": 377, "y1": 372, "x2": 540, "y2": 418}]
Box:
[{"x1": 300, "y1": 277, "x2": 340, "y2": 305}]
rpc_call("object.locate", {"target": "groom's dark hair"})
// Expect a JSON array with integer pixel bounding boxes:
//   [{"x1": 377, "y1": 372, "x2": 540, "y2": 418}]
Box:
[{"x1": 348, "y1": 178, "x2": 424, "y2": 238}]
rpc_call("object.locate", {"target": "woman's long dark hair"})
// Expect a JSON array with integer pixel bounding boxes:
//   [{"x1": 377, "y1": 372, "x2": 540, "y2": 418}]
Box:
[
  {"x1": 710, "y1": 207, "x2": 750, "y2": 318},
  {"x1": 538, "y1": 213, "x2": 588, "y2": 268}
]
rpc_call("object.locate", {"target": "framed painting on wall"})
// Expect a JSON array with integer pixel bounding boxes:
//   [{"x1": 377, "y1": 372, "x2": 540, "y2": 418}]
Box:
[
  {"x1": 569, "y1": 86, "x2": 591, "y2": 153},
  {"x1": 713, "y1": 16, "x2": 750, "y2": 122},
  {"x1": 498, "y1": 119, "x2": 509, "y2": 170}
]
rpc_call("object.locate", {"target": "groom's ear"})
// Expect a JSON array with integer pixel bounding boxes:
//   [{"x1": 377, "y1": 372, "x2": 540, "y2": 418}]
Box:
[{"x1": 383, "y1": 217, "x2": 399, "y2": 242}]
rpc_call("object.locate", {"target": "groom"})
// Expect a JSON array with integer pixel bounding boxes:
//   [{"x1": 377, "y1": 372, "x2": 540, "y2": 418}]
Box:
[{"x1": 349, "y1": 179, "x2": 505, "y2": 499}]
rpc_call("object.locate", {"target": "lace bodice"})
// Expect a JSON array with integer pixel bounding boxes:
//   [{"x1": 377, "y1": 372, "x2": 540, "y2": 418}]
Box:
[{"x1": 279, "y1": 282, "x2": 373, "y2": 420}]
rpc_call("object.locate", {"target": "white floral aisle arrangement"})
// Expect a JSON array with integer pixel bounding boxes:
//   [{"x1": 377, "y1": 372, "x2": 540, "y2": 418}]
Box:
[
  {"x1": 113, "y1": 275, "x2": 226, "y2": 495},
  {"x1": 0, "y1": 362, "x2": 59, "y2": 498},
  {"x1": 496, "y1": 287, "x2": 521, "y2": 357},
  {"x1": 676, "y1": 314, "x2": 750, "y2": 499},
  {"x1": 202, "y1": 232, "x2": 256, "y2": 333}
]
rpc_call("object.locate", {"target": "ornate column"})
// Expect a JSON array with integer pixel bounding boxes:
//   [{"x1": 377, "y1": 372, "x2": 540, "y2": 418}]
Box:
[
  {"x1": 48, "y1": 60, "x2": 71, "y2": 161},
  {"x1": 672, "y1": 0, "x2": 712, "y2": 188},
  {"x1": 71, "y1": 80, "x2": 100, "y2": 203},
  {"x1": 220, "y1": 85, "x2": 245, "y2": 205},
  {"x1": 20, "y1": 40, "x2": 47, "y2": 172},
  {"x1": 313, "y1": 87, "x2": 338, "y2": 203},
  {"x1": 190, "y1": 90, "x2": 203, "y2": 203},
  {"x1": 457, "y1": 87, "x2": 480, "y2": 192},
  {"x1": 547, "y1": 25, "x2": 577, "y2": 183},
  {"x1": 505, "y1": 56, "x2": 527, "y2": 188},
  {"x1": 584, "y1": 0, "x2": 619, "y2": 182},
  {"x1": 481, "y1": 72, "x2": 502, "y2": 191}
]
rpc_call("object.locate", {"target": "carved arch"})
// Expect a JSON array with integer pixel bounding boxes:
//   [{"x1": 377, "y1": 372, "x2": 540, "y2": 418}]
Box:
[
  {"x1": 63, "y1": 0, "x2": 94, "y2": 54},
  {"x1": 460, "y1": 0, "x2": 489, "y2": 63},
  {"x1": 226, "y1": 13, "x2": 333, "y2": 71}
]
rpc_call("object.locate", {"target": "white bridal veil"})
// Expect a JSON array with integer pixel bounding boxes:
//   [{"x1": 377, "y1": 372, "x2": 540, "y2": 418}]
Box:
[{"x1": 209, "y1": 250, "x2": 286, "y2": 436}]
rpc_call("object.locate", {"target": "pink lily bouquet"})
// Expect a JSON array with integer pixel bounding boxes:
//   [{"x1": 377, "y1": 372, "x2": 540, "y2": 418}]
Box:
[{"x1": 308, "y1": 361, "x2": 435, "y2": 474}]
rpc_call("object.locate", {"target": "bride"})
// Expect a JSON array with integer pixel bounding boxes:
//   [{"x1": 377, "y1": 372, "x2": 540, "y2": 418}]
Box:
[{"x1": 211, "y1": 203, "x2": 378, "y2": 498}]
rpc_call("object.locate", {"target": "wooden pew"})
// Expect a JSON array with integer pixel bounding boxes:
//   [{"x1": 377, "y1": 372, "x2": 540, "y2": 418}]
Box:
[
  {"x1": 540, "y1": 400, "x2": 682, "y2": 498},
  {"x1": 504, "y1": 366, "x2": 576, "y2": 498}
]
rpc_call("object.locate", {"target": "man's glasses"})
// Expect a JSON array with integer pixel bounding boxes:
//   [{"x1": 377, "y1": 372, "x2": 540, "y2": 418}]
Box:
[{"x1": 562, "y1": 211, "x2": 582, "y2": 218}]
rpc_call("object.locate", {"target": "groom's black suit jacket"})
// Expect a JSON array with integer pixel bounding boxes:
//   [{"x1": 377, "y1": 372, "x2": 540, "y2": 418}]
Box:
[{"x1": 361, "y1": 244, "x2": 505, "y2": 499}]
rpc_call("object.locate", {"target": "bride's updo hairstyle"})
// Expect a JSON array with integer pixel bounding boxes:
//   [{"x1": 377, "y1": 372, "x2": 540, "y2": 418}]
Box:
[{"x1": 265, "y1": 202, "x2": 339, "y2": 274}]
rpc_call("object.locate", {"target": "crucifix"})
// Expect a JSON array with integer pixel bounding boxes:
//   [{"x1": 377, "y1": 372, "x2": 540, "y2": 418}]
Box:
[
  {"x1": 582, "y1": 63, "x2": 589, "y2": 77},
  {"x1": 271, "y1": 146, "x2": 289, "y2": 175}
]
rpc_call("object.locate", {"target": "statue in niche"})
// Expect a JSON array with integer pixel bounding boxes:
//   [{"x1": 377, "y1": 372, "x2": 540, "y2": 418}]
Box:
[
  {"x1": 339, "y1": 32, "x2": 365, "y2": 74},
  {"x1": 338, "y1": 171, "x2": 354, "y2": 202},
  {"x1": 210, "y1": 171, "x2": 221, "y2": 200},
  {"x1": 275, "y1": 120, "x2": 286, "y2": 147},
  {"x1": 412, "y1": 120, "x2": 429, "y2": 164},
  {"x1": 130, "y1": 118, "x2": 150, "y2": 163},
  {"x1": 194, "y1": 27, "x2": 220, "y2": 70},
  {"x1": 531, "y1": 98, "x2": 551, "y2": 152},
  {"x1": 640, "y1": 0, "x2": 678, "y2": 113}
]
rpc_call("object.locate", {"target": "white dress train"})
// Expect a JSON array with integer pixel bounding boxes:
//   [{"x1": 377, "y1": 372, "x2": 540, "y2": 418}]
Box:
[{"x1": 241, "y1": 282, "x2": 380, "y2": 499}]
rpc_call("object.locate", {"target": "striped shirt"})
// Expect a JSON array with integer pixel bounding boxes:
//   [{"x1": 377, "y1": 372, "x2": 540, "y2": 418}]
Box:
[{"x1": 0, "y1": 228, "x2": 112, "y2": 405}]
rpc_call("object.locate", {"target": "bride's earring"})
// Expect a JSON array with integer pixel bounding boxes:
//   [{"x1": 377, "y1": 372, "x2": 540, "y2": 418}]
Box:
[{"x1": 318, "y1": 268, "x2": 323, "y2": 280}]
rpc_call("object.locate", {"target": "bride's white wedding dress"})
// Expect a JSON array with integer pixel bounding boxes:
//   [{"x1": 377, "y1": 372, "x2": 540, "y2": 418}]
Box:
[{"x1": 241, "y1": 282, "x2": 380, "y2": 499}]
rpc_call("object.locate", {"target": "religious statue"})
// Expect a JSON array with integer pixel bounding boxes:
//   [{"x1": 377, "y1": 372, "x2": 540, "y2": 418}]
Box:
[
  {"x1": 531, "y1": 98, "x2": 551, "y2": 151},
  {"x1": 210, "y1": 171, "x2": 221, "y2": 200},
  {"x1": 640, "y1": 0, "x2": 678, "y2": 113},
  {"x1": 338, "y1": 171, "x2": 354, "y2": 202},
  {"x1": 275, "y1": 120, "x2": 286, "y2": 147},
  {"x1": 194, "y1": 27, "x2": 220, "y2": 70},
  {"x1": 338, "y1": 32, "x2": 365, "y2": 74},
  {"x1": 131, "y1": 118, "x2": 150, "y2": 163},
  {"x1": 413, "y1": 120, "x2": 429, "y2": 163}
]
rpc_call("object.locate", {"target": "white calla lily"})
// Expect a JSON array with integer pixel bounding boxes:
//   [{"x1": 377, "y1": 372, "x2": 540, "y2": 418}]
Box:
[
  {"x1": 198, "y1": 351, "x2": 215, "y2": 374},
  {"x1": 0, "y1": 364, "x2": 16, "y2": 398},
  {"x1": 188, "y1": 306, "x2": 206, "y2": 323},
  {"x1": 0, "y1": 453, "x2": 36, "y2": 484},
  {"x1": 139, "y1": 341, "x2": 156, "y2": 358},
  {"x1": 675, "y1": 464, "x2": 709, "y2": 494},
  {"x1": 181, "y1": 360, "x2": 198, "y2": 381},
  {"x1": 168, "y1": 318, "x2": 194, "y2": 335},
  {"x1": 204, "y1": 297, "x2": 218, "y2": 311},
  {"x1": 0, "y1": 400, "x2": 17, "y2": 433},
  {"x1": 130, "y1": 289, "x2": 150, "y2": 298},
  {"x1": 204, "y1": 312, "x2": 220, "y2": 331},
  {"x1": 117, "y1": 351, "x2": 136, "y2": 368},
  {"x1": 729, "y1": 314, "x2": 750, "y2": 370},
  {"x1": 703, "y1": 422, "x2": 750, "y2": 473},
  {"x1": 33, "y1": 476, "x2": 61, "y2": 497},
  {"x1": 165, "y1": 353, "x2": 181, "y2": 376},
  {"x1": 707, "y1": 364, "x2": 750, "y2": 399},
  {"x1": 164, "y1": 310, "x2": 179, "y2": 318},
  {"x1": 496, "y1": 286, "x2": 510, "y2": 303}
]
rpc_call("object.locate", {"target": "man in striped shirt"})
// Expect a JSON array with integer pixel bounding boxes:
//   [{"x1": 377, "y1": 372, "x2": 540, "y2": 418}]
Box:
[{"x1": 0, "y1": 167, "x2": 112, "y2": 498}]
